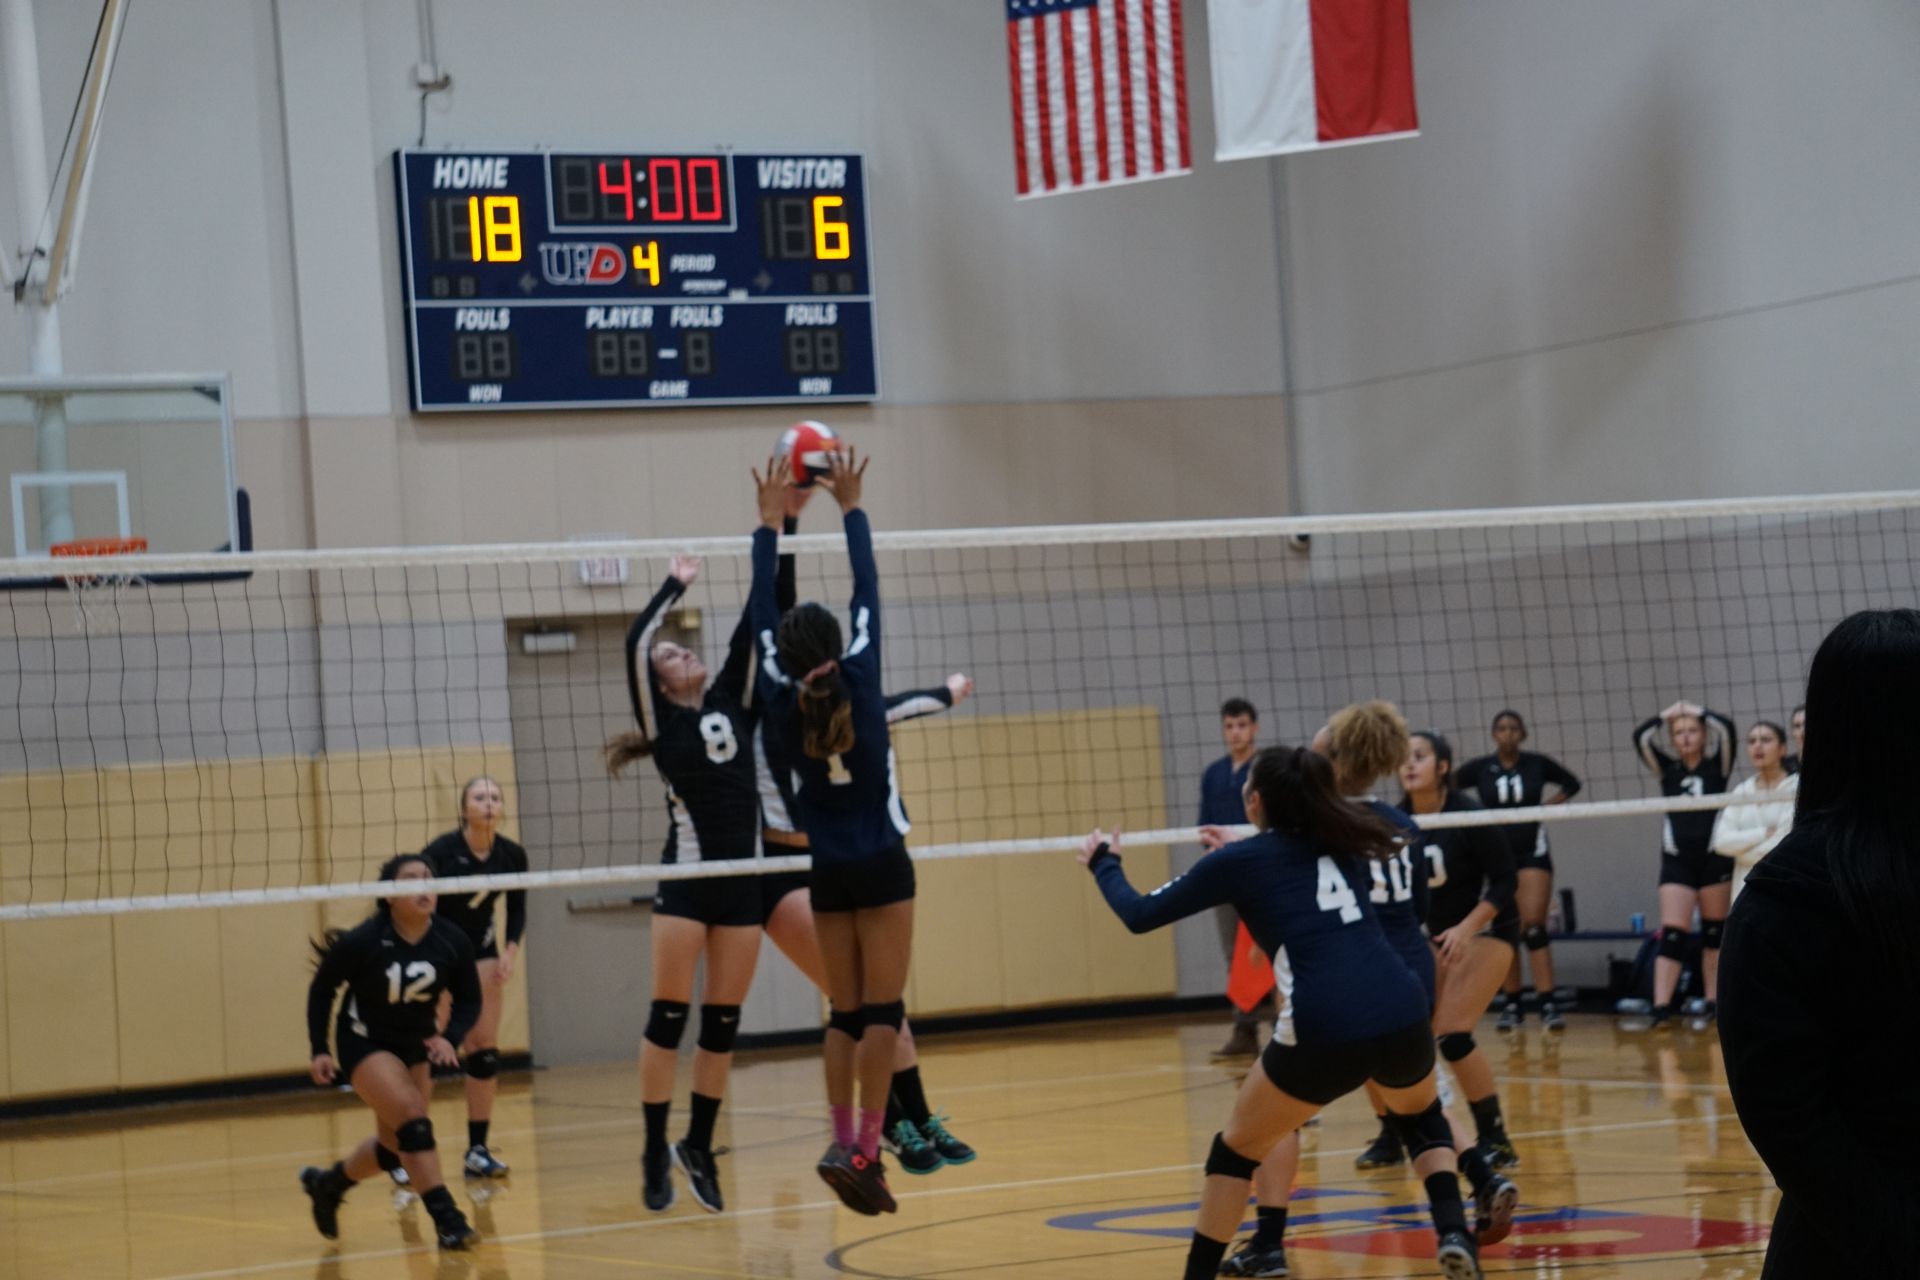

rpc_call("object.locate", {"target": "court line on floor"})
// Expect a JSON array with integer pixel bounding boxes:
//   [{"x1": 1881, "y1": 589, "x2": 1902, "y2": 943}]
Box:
[
  {"x1": 146, "y1": 1112, "x2": 1723, "y2": 1280},
  {"x1": 1506, "y1": 1073, "x2": 1732, "y2": 1094},
  {"x1": 0, "y1": 1063, "x2": 1213, "y2": 1196}
]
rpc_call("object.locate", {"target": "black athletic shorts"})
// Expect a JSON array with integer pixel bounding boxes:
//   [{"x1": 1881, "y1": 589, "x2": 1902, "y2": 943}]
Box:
[
  {"x1": 810, "y1": 844, "x2": 916, "y2": 913},
  {"x1": 335, "y1": 1023, "x2": 429, "y2": 1080},
  {"x1": 1659, "y1": 850, "x2": 1734, "y2": 890},
  {"x1": 758, "y1": 870, "x2": 811, "y2": 924},
  {"x1": 1516, "y1": 825, "x2": 1553, "y2": 875},
  {"x1": 1260, "y1": 1019, "x2": 1435, "y2": 1107},
  {"x1": 655, "y1": 873, "x2": 763, "y2": 928}
]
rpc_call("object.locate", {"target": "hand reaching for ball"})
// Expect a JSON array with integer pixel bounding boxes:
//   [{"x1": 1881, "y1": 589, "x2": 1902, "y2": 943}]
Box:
[{"x1": 816, "y1": 446, "x2": 868, "y2": 513}]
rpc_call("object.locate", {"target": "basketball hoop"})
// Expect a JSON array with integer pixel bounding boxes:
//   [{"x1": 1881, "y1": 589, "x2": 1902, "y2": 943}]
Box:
[{"x1": 51, "y1": 536, "x2": 147, "y2": 633}]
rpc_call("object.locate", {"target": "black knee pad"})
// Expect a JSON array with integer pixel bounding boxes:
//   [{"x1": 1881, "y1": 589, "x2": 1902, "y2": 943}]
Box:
[
  {"x1": 861, "y1": 1000, "x2": 906, "y2": 1034},
  {"x1": 1699, "y1": 918, "x2": 1725, "y2": 952},
  {"x1": 826, "y1": 1005, "x2": 863, "y2": 1039},
  {"x1": 1388, "y1": 1099, "x2": 1454, "y2": 1159},
  {"x1": 1204, "y1": 1132, "x2": 1261, "y2": 1181},
  {"x1": 643, "y1": 1000, "x2": 691, "y2": 1050},
  {"x1": 697, "y1": 1004, "x2": 742, "y2": 1054},
  {"x1": 1437, "y1": 1031, "x2": 1476, "y2": 1064},
  {"x1": 395, "y1": 1116, "x2": 435, "y2": 1154},
  {"x1": 1658, "y1": 927, "x2": 1691, "y2": 961},
  {"x1": 375, "y1": 1144, "x2": 402, "y2": 1172},
  {"x1": 462, "y1": 1047, "x2": 500, "y2": 1080},
  {"x1": 1522, "y1": 925, "x2": 1550, "y2": 952}
]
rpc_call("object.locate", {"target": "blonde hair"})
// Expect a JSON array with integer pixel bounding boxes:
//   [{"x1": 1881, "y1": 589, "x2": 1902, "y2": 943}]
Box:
[{"x1": 1325, "y1": 700, "x2": 1411, "y2": 795}]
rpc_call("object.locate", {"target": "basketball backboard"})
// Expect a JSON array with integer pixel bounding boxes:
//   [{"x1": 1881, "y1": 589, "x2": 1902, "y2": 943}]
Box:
[{"x1": 0, "y1": 373, "x2": 247, "y2": 581}]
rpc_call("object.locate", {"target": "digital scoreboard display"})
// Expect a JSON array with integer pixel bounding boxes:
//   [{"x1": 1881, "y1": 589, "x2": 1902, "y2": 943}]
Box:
[{"x1": 394, "y1": 150, "x2": 878, "y2": 412}]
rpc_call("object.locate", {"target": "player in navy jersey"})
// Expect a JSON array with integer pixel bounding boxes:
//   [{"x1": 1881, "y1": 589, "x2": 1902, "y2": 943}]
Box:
[
  {"x1": 1633, "y1": 701, "x2": 1737, "y2": 1027},
  {"x1": 752, "y1": 493, "x2": 978, "y2": 1177},
  {"x1": 1085, "y1": 745, "x2": 1485, "y2": 1280},
  {"x1": 604, "y1": 552, "x2": 768, "y2": 1214},
  {"x1": 1403, "y1": 731, "x2": 1525, "y2": 1174},
  {"x1": 419, "y1": 776, "x2": 528, "y2": 1181},
  {"x1": 301, "y1": 853, "x2": 481, "y2": 1250},
  {"x1": 749, "y1": 449, "x2": 913, "y2": 1216},
  {"x1": 1453, "y1": 711, "x2": 1581, "y2": 1031}
]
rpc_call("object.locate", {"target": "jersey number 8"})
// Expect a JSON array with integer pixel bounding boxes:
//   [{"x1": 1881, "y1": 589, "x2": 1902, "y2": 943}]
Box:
[
  {"x1": 699, "y1": 712, "x2": 739, "y2": 764},
  {"x1": 385, "y1": 961, "x2": 437, "y2": 1004}
]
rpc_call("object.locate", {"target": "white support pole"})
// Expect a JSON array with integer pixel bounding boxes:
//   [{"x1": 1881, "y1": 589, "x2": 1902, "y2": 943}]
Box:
[{"x1": 1, "y1": 0, "x2": 75, "y2": 549}]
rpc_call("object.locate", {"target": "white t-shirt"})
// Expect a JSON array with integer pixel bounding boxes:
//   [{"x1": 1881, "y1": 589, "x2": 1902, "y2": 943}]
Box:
[{"x1": 1710, "y1": 772, "x2": 1798, "y2": 898}]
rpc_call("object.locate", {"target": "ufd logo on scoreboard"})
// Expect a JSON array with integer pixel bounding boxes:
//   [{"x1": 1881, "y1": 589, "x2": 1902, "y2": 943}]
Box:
[{"x1": 394, "y1": 148, "x2": 878, "y2": 411}]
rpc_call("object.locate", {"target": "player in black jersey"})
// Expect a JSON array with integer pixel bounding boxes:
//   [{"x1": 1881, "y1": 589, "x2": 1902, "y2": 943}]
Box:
[
  {"x1": 301, "y1": 853, "x2": 481, "y2": 1250},
  {"x1": 605, "y1": 552, "x2": 767, "y2": 1215},
  {"x1": 1454, "y1": 711, "x2": 1581, "y2": 1031},
  {"x1": 419, "y1": 775, "x2": 529, "y2": 1180},
  {"x1": 1403, "y1": 731, "x2": 1525, "y2": 1175},
  {"x1": 1086, "y1": 746, "x2": 1485, "y2": 1280},
  {"x1": 1633, "y1": 701, "x2": 1737, "y2": 1027},
  {"x1": 750, "y1": 450, "x2": 913, "y2": 1217},
  {"x1": 756, "y1": 486, "x2": 978, "y2": 1176}
]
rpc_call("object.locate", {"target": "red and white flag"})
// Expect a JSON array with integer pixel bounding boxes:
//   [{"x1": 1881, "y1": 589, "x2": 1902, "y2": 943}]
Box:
[
  {"x1": 1005, "y1": 0, "x2": 1192, "y2": 199},
  {"x1": 1208, "y1": 0, "x2": 1417, "y2": 161}
]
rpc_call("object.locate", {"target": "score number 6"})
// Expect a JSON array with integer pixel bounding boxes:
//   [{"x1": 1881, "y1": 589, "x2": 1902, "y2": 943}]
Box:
[{"x1": 813, "y1": 196, "x2": 850, "y2": 261}]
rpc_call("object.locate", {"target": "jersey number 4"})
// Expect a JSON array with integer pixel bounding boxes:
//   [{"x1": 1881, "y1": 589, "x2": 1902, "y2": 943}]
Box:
[
  {"x1": 1315, "y1": 857, "x2": 1363, "y2": 923},
  {"x1": 699, "y1": 712, "x2": 739, "y2": 764},
  {"x1": 385, "y1": 961, "x2": 437, "y2": 1004}
]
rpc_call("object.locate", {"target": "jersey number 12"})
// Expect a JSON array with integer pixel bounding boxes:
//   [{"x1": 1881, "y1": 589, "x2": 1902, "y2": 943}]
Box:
[{"x1": 385, "y1": 961, "x2": 437, "y2": 1004}]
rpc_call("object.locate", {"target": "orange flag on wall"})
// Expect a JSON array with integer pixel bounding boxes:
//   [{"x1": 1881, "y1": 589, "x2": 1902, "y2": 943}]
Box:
[{"x1": 1226, "y1": 921, "x2": 1274, "y2": 1013}]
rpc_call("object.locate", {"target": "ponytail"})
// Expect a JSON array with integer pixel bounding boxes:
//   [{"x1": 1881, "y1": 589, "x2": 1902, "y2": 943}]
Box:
[
  {"x1": 777, "y1": 602, "x2": 854, "y2": 760},
  {"x1": 1250, "y1": 746, "x2": 1402, "y2": 862},
  {"x1": 604, "y1": 729, "x2": 654, "y2": 775}
]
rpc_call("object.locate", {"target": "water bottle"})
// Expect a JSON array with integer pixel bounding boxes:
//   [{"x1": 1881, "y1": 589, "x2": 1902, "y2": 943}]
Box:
[
  {"x1": 1546, "y1": 897, "x2": 1565, "y2": 936},
  {"x1": 1630, "y1": 912, "x2": 1646, "y2": 934}
]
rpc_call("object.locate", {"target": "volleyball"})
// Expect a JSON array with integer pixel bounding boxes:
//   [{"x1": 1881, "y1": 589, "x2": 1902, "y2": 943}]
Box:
[{"x1": 776, "y1": 420, "x2": 842, "y2": 488}]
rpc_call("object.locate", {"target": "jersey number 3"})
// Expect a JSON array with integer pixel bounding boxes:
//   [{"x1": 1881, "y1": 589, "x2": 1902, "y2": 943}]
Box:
[
  {"x1": 1315, "y1": 857, "x2": 1362, "y2": 923},
  {"x1": 385, "y1": 961, "x2": 437, "y2": 1004},
  {"x1": 699, "y1": 712, "x2": 739, "y2": 764}
]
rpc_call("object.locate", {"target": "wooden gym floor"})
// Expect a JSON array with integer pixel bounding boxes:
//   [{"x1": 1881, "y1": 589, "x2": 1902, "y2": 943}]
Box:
[{"x1": 0, "y1": 1013, "x2": 1772, "y2": 1279}]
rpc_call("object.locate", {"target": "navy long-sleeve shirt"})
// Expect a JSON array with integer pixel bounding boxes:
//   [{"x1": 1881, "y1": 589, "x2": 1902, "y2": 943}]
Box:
[{"x1": 1198, "y1": 756, "x2": 1252, "y2": 826}]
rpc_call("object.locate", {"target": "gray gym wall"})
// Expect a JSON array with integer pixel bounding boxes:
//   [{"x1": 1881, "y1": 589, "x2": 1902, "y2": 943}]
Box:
[{"x1": 1, "y1": 0, "x2": 1917, "y2": 1060}]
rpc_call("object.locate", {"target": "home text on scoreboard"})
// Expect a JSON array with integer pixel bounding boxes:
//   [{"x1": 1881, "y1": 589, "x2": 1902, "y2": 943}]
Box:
[{"x1": 394, "y1": 150, "x2": 878, "y2": 412}]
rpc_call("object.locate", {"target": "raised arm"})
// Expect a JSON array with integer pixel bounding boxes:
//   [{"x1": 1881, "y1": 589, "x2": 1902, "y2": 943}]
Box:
[
  {"x1": 777, "y1": 514, "x2": 799, "y2": 612},
  {"x1": 886, "y1": 674, "x2": 970, "y2": 726},
  {"x1": 1704, "y1": 707, "x2": 1737, "y2": 778},
  {"x1": 749, "y1": 457, "x2": 793, "y2": 686},
  {"x1": 1085, "y1": 835, "x2": 1240, "y2": 934},
  {"x1": 1632, "y1": 714, "x2": 1671, "y2": 773},
  {"x1": 624, "y1": 574, "x2": 690, "y2": 728}
]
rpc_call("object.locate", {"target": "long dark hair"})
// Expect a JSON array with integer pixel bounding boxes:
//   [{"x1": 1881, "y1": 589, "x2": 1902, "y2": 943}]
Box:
[
  {"x1": 778, "y1": 603, "x2": 854, "y2": 759},
  {"x1": 1250, "y1": 746, "x2": 1402, "y2": 861},
  {"x1": 1796, "y1": 609, "x2": 1920, "y2": 970},
  {"x1": 605, "y1": 726, "x2": 654, "y2": 775},
  {"x1": 312, "y1": 852, "x2": 433, "y2": 965}
]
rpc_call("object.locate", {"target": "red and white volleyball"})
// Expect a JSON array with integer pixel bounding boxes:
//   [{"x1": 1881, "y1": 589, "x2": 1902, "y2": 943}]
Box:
[{"x1": 775, "y1": 420, "x2": 842, "y2": 488}]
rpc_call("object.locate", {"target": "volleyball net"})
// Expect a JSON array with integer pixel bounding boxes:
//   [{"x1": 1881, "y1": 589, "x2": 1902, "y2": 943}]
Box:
[{"x1": 2, "y1": 489, "x2": 1915, "y2": 919}]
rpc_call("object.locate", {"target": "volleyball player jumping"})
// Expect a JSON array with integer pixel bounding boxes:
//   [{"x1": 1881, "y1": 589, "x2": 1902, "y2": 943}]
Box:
[
  {"x1": 750, "y1": 449, "x2": 916, "y2": 1216},
  {"x1": 301, "y1": 853, "x2": 481, "y2": 1250},
  {"x1": 1084, "y1": 744, "x2": 1485, "y2": 1280},
  {"x1": 606, "y1": 552, "x2": 768, "y2": 1214},
  {"x1": 420, "y1": 776, "x2": 529, "y2": 1180}
]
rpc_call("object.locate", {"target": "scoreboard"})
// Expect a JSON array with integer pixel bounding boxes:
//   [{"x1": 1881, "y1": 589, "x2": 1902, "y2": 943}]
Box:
[{"x1": 393, "y1": 150, "x2": 878, "y2": 412}]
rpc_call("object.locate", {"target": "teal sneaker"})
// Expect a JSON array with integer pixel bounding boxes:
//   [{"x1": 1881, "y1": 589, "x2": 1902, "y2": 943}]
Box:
[
  {"x1": 919, "y1": 1114, "x2": 976, "y2": 1165},
  {"x1": 883, "y1": 1119, "x2": 944, "y2": 1175}
]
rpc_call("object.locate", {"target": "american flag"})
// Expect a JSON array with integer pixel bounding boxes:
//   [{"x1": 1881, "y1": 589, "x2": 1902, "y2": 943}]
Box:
[{"x1": 1005, "y1": 0, "x2": 1192, "y2": 198}]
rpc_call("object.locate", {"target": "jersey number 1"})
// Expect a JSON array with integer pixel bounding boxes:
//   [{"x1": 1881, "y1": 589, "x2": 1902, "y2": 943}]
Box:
[{"x1": 385, "y1": 961, "x2": 436, "y2": 1004}]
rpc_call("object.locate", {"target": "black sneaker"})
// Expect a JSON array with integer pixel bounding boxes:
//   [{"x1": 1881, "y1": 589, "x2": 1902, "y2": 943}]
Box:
[
  {"x1": 671, "y1": 1140, "x2": 724, "y2": 1213},
  {"x1": 431, "y1": 1206, "x2": 480, "y2": 1251},
  {"x1": 642, "y1": 1145, "x2": 675, "y2": 1211},
  {"x1": 299, "y1": 1166, "x2": 345, "y2": 1240},
  {"x1": 1650, "y1": 1003, "x2": 1677, "y2": 1032},
  {"x1": 1540, "y1": 1000, "x2": 1567, "y2": 1032},
  {"x1": 1479, "y1": 1134, "x2": 1520, "y2": 1170},
  {"x1": 1354, "y1": 1122, "x2": 1405, "y2": 1170},
  {"x1": 884, "y1": 1119, "x2": 944, "y2": 1175},
  {"x1": 1474, "y1": 1171, "x2": 1519, "y2": 1245},
  {"x1": 1495, "y1": 999, "x2": 1521, "y2": 1032},
  {"x1": 1436, "y1": 1228, "x2": 1483, "y2": 1279},
  {"x1": 816, "y1": 1143, "x2": 895, "y2": 1215},
  {"x1": 463, "y1": 1144, "x2": 510, "y2": 1179},
  {"x1": 1219, "y1": 1237, "x2": 1290, "y2": 1276},
  {"x1": 920, "y1": 1114, "x2": 976, "y2": 1165}
]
